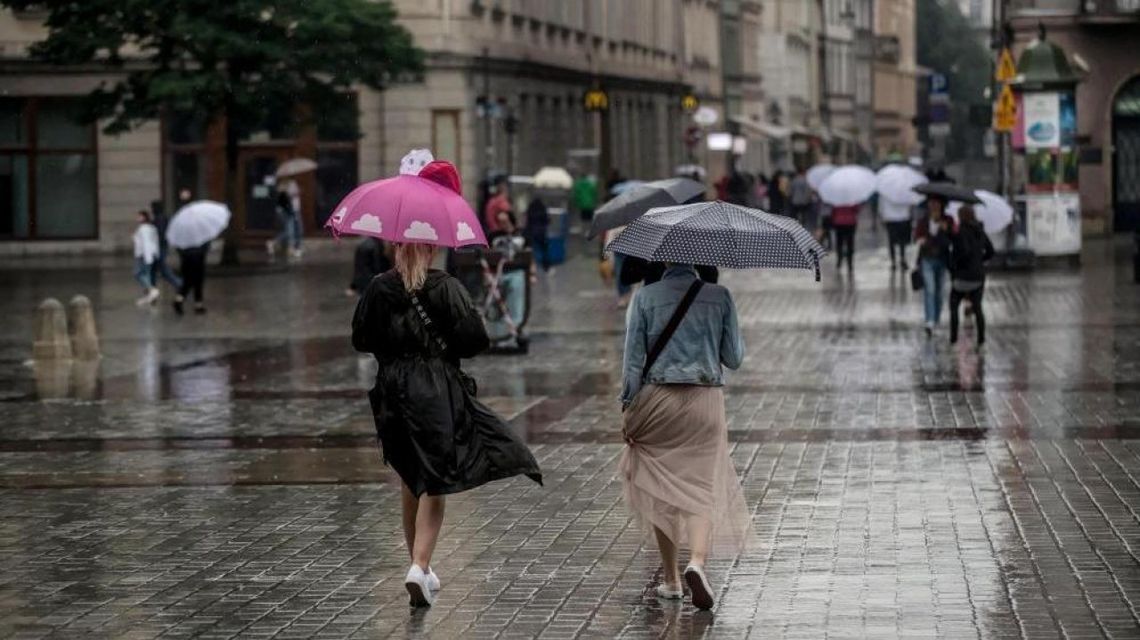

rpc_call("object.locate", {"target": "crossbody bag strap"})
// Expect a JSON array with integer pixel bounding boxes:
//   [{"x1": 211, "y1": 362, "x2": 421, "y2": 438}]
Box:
[
  {"x1": 409, "y1": 290, "x2": 448, "y2": 353},
  {"x1": 641, "y1": 279, "x2": 704, "y2": 381}
]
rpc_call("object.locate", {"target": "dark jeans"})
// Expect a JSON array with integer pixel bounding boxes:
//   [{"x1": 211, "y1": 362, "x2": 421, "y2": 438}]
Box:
[
  {"x1": 885, "y1": 221, "x2": 911, "y2": 266},
  {"x1": 177, "y1": 246, "x2": 208, "y2": 303},
  {"x1": 950, "y1": 286, "x2": 985, "y2": 344},
  {"x1": 834, "y1": 224, "x2": 856, "y2": 270},
  {"x1": 529, "y1": 231, "x2": 550, "y2": 271}
]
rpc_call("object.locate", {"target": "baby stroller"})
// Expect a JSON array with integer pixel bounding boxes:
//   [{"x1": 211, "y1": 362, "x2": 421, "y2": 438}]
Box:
[{"x1": 450, "y1": 235, "x2": 533, "y2": 354}]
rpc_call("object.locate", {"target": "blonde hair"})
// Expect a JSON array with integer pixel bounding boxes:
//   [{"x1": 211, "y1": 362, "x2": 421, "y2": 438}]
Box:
[{"x1": 395, "y1": 243, "x2": 436, "y2": 292}]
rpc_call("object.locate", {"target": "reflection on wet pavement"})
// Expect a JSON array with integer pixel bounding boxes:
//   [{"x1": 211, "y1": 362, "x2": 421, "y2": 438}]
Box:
[{"x1": 1, "y1": 237, "x2": 1139, "y2": 638}]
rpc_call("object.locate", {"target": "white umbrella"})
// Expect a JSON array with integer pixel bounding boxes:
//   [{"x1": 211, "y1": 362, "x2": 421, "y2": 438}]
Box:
[
  {"x1": 533, "y1": 166, "x2": 573, "y2": 190},
  {"x1": 875, "y1": 164, "x2": 927, "y2": 205},
  {"x1": 817, "y1": 165, "x2": 876, "y2": 206},
  {"x1": 806, "y1": 164, "x2": 836, "y2": 191},
  {"x1": 166, "y1": 200, "x2": 231, "y2": 249},
  {"x1": 275, "y1": 158, "x2": 318, "y2": 178},
  {"x1": 947, "y1": 190, "x2": 1014, "y2": 234}
]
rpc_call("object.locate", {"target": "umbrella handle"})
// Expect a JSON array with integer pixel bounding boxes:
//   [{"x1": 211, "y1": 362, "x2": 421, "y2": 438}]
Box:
[{"x1": 812, "y1": 251, "x2": 820, "y2": 282}]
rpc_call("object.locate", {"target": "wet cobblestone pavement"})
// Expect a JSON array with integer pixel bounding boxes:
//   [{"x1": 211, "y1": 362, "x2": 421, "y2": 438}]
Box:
[{"x1": 1, "y1": 234, "x2": 1139, "y2": 639}]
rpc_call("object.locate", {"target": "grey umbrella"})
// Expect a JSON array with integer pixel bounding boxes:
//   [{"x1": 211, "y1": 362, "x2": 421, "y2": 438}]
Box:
[
  {"x1": 606, "y1": 201, "x2": 827, "y2": 280},
  {"x1": 587, "y1": 177, "x2": 706, "y2": 239}
]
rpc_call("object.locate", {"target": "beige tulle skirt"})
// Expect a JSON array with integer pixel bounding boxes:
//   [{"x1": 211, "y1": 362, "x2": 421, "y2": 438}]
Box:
[{"x1": 619, "y1": 385, "x2": 752, "y2": 558}]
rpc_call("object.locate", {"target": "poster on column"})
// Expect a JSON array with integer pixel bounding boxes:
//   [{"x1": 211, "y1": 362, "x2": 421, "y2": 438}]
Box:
[
  {"x1": 1022, "y1": 92, "x2": 1060, "y2": 150},
  {"x1": 1026, "y1": 193, "x2": 1081, "y2": 256}
]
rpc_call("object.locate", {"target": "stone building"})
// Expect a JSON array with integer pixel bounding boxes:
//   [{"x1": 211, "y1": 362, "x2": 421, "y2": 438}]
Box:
[
  {"x1": 1007, "y1": 0, "x2": 1140, "y2": 234},
  {"x1": 873, "y1": 0, "x2": 920, "y2": 158},
  {"x1": 1, "y1": 1, "x2": 709, "y2": 254}
]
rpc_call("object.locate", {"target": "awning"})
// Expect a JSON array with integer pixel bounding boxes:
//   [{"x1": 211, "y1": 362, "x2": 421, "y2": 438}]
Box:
[{"x1": 731, "y1": 116, "x2": 791, "y2": 139}]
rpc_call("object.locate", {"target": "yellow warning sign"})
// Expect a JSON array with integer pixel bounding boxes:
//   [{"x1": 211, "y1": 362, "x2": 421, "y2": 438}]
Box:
[
  {"x1": 993, "y1": 83, "x2": 1017, "y2": 132},
  {"x1": 996, "y1": 48, "x2": 1016, "y2": 82}
]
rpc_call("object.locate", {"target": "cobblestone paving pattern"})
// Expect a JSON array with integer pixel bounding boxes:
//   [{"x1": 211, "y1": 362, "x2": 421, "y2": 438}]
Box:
[{"x1": 1, "y1": 232, "x2": 1139, "y2": 638}]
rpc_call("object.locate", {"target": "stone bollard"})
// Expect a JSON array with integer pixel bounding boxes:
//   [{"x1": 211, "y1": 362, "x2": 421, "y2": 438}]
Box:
[
  {"x1": 67, "y1": 295, "x2": 100, "y2": 360},
  {"x1": 33, "y1": 298, "x2": 72, "y2": 361}
]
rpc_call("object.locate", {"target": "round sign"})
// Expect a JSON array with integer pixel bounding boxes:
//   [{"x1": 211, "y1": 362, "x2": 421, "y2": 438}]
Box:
[{"x1": 693, "y1": 106, "x2": 719, "y2": 127}]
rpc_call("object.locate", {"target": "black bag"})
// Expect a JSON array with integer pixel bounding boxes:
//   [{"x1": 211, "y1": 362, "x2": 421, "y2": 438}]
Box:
[
  {"x1": 910, "y1": 268, "x2": 924, "y2": 291},
  {"x1": 409, "y1": 290, "x2": 478, "y2": 396}
]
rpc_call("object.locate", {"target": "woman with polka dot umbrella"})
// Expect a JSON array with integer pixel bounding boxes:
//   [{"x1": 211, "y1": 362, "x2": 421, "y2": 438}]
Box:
[{"x1": 606, "y1": 200, "x2": 827, "y2": 280}]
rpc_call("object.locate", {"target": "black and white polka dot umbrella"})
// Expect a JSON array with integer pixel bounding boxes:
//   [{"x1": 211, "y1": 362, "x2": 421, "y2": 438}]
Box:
[{"x1": 606, "y1": 201, "x2": 827, "y2": 280}]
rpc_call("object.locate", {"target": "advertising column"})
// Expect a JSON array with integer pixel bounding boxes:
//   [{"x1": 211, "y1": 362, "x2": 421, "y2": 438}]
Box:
[{"x1": 1021, "y1": 91, "x2": 1080, "y2": 256}]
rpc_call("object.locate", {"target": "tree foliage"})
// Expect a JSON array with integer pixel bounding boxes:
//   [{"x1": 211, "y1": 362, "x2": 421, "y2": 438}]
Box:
[
  {"x1": 4, "y1": 0, "x2": 423, "y2": 138},
  {"x1": 917, "y1": 0, "x2": 993, "y2": 161}
]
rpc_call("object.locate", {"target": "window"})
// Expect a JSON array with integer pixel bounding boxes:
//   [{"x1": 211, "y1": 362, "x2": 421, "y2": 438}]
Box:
[{"x1": 0, "y1": 98, "x2": 97, "y2": 239}]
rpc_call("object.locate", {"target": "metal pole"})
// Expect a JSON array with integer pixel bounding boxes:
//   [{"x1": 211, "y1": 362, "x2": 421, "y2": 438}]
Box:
[{"x1": 482, "y1": 47, "x2": 492, "y2": 179}]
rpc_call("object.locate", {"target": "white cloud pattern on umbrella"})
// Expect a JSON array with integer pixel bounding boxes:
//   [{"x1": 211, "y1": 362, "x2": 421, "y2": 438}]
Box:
[
  {"x1": 404, "y1": 221, "x2": 439, "y2": 241},
  {"x1": 350, "y1": 213, "x2": 383, "y2": 233},
  {"x1": 456, "y1": 221, "x2": 476, "y2": 241}
]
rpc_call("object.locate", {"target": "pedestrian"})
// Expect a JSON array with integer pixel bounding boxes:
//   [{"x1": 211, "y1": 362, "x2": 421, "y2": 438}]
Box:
[
  {"x1": 948, "y1": 205, "x2": 994, "y2": 347},
  {"x1": 620, "y1": 263, "x2": 750, "y2": 610},
  {"x1": 725, "y1": 170, "x2": 749, "y2": 206},
  {"x1": 525, "y1": 195, "x2": 551, "y2": 272},
  {"x1": 767, "y1": 171, "x2": 788, "y2": 217},
  {"x1": 605, "y1": 226, "x2": 634, "y2": 308},
  {"x1": 831, "y1": 203, "x2": 859, "y2": 274},
  {"x1": 267, "y1": 180, "x2": 303, "y2": 262},
  {"x1": 788, "y1": 166, "x2": 813, "y2": 227},
  {"x1": 149, "y1": 201, "x2": 183, "y2": 293},
  {"x1": 483, "y1": 177, "x2": 513, "y2": 237},
  {"x1": 914, "y1": 196, "x2": 953, "y2": 337},
  {"x1": 172, "y1": 242, "x2": 209, "y2": 316},
  {"x1": 132, "y1": 209, "x2": 161, "y2": 306},
  {"x1": 605, "y1": 168, "x2": 625, "y2": 200},
  {"x1": 352, "y1": 242, "x2": 542, "y2": 607},
  {"x1": 347, "y1": 237, "x2": 391, "y2": 297},
  {"x1": 880, "y1": 197, "x2": 913, "y2": 271},
  {"x1": 572, "y1": 173, "x2": 599, "y2": 223}
]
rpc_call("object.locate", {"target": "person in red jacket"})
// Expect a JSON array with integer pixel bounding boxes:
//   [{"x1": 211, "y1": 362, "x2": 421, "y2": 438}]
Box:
[{"x1": 830, "y1": 203, "x2": 860, "y2": 274}]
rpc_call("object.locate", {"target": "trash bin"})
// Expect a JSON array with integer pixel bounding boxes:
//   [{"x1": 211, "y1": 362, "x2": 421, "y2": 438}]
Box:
[{"x1": 545, "y1": 207, "x2": 570, "y2": 265}]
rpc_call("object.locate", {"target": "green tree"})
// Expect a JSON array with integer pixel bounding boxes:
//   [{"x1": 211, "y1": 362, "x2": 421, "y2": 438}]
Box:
[
  {"x1": 917, "y1": 0, "x2": 992, "y2": 162},
  {"x1": 3, "y1": 0, "x2": 423, "y2": 263}
]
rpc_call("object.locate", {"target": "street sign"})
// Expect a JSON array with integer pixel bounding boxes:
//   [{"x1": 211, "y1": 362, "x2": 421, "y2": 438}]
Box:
[
  {"x1": 693, "y1": 106, "x2": 719, "y2": 126},
  {"x1": 996, "y1": 48, "x2": 1017, "y2": 83},
  {"x1": 929, "y1": 73, "x2": 949, "y2": 96},
  {"x1": 993, "y1": 83, "x2": 1017, "y2": 132},
  {"x1": 583, "y1": 88, "x2": 609, "y2": 112},
  {"x1": 681, "y1": 93, "x2": 700, "y2": 113}
]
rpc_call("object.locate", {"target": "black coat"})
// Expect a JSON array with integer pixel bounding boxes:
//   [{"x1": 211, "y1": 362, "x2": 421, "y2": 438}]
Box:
[
  {"x1": 949, "y1": 220, "x2": 994, "y2": 282},
  {"x1": 352, "y1": 270, "x2": 542, "y2": 496},
  {"x1": 350, "y1": 238, "x2": 391, "y2": 293}
]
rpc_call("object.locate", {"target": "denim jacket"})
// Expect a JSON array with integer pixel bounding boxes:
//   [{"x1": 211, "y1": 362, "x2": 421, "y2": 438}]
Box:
[{"x1": 621, "y1": 266, "x2": 744, "y2": 406}]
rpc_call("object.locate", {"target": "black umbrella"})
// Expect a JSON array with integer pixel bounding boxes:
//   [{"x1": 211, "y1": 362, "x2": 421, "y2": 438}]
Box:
[
  {"x1": 587, "y1": 178, "x2": 706, "y2": 238},
  {"x1": 912, "y1": 182, "x2": 982, "y2": 204},
  {"x1": 606, "y1": 201, "x2": 827, "y2": 280}
]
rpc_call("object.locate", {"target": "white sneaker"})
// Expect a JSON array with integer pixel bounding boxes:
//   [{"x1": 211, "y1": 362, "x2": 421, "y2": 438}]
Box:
[
  {"x1": 147, "y1": 288, "x2": 161, "y2": 304},
  {"x1": 404, "y1": 565, "x2": 434, "y2": 607},
  {"x1": 656, "y1": 583, "x2": 683, "y2": 600},
  {"x1": 684, "y1": 565, "x2": 715, "y2": 610},
  {"x1": 265, "y1": 240, "x2": 276, "y2": 257},
  {"x1": 135, "y1": 295, "x2": 150, "y2": 307},
  {"x1": 426, "y1": 568, "x2": 440, "y2": 592}
]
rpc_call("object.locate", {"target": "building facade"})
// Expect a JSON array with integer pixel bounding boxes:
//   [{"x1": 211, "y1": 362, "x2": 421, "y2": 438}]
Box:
[
  {"x1": 1008, "y1": 0, "x2": 1140, "y2": 233},
  {"x1": 873, "y1": 0, "x2": 920, "y2": 158},
  {"x1": 1, "y1": 1, "x2": 708, "y2": 254}
]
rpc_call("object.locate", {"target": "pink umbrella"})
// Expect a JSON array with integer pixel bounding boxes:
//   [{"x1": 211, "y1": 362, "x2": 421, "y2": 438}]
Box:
[{"x1": 326, "y1": 159, "x2": 487, "y2": 248}]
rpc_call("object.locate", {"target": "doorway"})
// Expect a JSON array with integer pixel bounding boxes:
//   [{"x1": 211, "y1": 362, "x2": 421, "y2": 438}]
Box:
[{"x1": 1113, "y1": 76, "x2": 1140, "y2": 232}]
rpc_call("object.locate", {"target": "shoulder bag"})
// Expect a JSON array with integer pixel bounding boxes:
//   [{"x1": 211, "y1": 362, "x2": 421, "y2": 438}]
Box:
[{"x1": 408, "y1": 290, "x2": 479, "y2": 396}]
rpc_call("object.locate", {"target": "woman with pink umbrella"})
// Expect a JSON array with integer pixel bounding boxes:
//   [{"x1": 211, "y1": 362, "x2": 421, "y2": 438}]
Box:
[{"x1": 337, "y1": 151, "x2": 543, "y2": 608}]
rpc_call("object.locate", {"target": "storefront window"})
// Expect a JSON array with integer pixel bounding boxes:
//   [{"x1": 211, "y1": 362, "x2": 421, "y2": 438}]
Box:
[
  {"x1": 315, "y1": 149, "x2": 358, "y2": 227},
  {"x1": 0, "y1": 98, "x2": 97, "y2": 239}
]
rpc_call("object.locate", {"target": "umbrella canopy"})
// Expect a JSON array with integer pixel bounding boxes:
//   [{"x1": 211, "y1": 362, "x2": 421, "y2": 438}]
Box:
[
  {"x1": 610, "y1": 180, "x2": 645, "y2": 196},
  {"x1": 588, "y1": 178, "x2": 707, "y2": 238},
  {"x1": 275, "y1": 158, "x2": 318, "y2": 178},
  {"x1": 806, "y1": 163, "x2": 836, "y2": 191},
  {"x1": 166, "y1": 201, "x2": 231, "y2": 249},
  {"x1": 912, "y1": 182, "x2": 982, "y2": 204},
  {"x1": 533, "y1": 166, "x2": 574, "y2": 190},
  {"x1": 326, "y1": 174, "x2": 486, "y2": 248},
  {"x1": 605, "y1": 200, "x2": 826, "y2": 280},
  {"x1": 875, "y1": 164, "x2": 927, "y2": 205},
  {"x1": 947, "y1": 190, "x2": 1014, "y2": 234},
  {"x1": 818, "y1": 165, "x2": 877, "y2": 206},
  {"x1": 675, "y1": 164, "x2": 708, "y2": 179}
]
